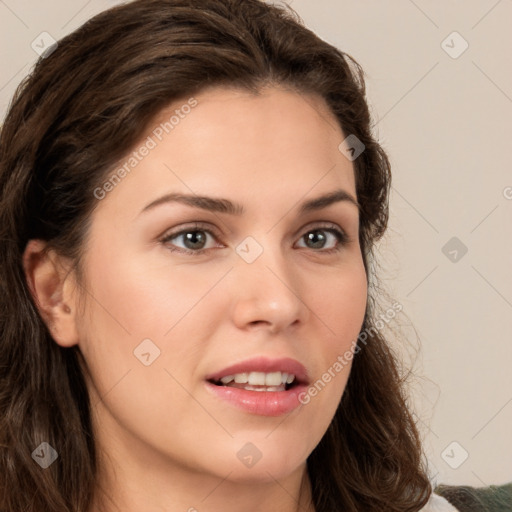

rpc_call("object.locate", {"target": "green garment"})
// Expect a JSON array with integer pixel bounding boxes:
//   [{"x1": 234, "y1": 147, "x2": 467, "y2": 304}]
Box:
[{"x1": 434, "y1": 482, "x2": 512, "y2": 512}]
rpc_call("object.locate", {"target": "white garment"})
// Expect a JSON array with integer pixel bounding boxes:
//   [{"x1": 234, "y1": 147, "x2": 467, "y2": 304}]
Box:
[{"x1": 420, "y1": 492, "x2": 459, "y2": 512}]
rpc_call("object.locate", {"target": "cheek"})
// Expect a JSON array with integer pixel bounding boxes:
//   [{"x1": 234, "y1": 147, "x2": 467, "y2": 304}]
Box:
[
  {"x1": 75, "y1": 248, "x2": 231, "y2": 389},
  {"x1": 74, "y1": 251, "x2": 219, "y2": 438},
  {"x1": 308, "y1": 260, "x2": 367, "y2": 347},
  {"x1": 303, "y1": 259, "x2": 367, "y2": 402},
  {"x1": 80, "y1": 246, "x2": 223, "y2": 336}
]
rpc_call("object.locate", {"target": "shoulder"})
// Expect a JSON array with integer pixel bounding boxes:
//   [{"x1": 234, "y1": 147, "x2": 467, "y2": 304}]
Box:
[{"x1": 419, "y1": 492, "x2": 459, "y2": 512}]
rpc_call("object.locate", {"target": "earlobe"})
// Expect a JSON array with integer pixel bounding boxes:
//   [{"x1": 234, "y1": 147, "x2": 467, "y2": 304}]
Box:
[{"x1": 22, "y1": 239, "x2": 80, "y2": 347}]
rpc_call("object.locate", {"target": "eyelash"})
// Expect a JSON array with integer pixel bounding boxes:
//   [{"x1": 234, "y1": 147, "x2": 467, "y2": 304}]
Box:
[{"x1": 159, "y1": 222, "x2": 352, "y2": 256}]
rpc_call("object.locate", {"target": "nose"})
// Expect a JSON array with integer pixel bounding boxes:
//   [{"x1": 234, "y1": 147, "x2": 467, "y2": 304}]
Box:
[{"x1": 229, "y1": 242, "x2": 310, "y2": 334}]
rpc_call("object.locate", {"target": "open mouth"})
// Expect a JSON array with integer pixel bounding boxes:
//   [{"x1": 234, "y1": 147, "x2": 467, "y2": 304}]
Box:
[
  {"x1": 208, "y1": 371, "x2": 299, "y2": 392},
  {"x1": 204, "y1": 361, "x2": 309, "y2": 415}
]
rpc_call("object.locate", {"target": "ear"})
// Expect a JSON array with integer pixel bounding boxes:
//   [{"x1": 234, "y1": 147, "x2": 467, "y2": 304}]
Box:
[{"x1": 22, "y1": 239, "x2": 80, "y2": 347}]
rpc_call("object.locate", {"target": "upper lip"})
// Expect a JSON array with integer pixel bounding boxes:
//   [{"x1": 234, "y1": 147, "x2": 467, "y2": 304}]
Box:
[{"x1": 205, "y1": 356, "x2": 310, "y2": 385}]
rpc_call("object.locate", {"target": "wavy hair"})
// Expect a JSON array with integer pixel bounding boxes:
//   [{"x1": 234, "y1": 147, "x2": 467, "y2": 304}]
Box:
[{"x1": 0, "y1": 0, "x2": 431, "y2": 510}]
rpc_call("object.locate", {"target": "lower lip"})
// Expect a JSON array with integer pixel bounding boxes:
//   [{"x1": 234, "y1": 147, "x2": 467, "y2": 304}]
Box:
[{"x1": 204, "y1": 381, "x2": 308, "y2": 416}]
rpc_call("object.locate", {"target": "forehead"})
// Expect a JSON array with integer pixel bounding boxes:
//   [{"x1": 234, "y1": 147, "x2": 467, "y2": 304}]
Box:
[
  {"x1": 93, "y1": 85, "x2": 357, "y2": 219},
  {"x1": 156, "y1": 84, "x2": 345, "y2": 152}
]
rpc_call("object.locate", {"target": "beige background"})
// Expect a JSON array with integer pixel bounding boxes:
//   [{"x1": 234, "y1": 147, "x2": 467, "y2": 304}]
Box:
[{"x1": 1, "y1": 0, "x2": 510, "y2": 489}]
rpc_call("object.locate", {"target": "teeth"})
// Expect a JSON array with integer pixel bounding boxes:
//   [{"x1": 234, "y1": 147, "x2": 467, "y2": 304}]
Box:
[
  {"x1": 265, "y1": 372, "x2": 283, "y2": 386},
  {"x1": 217, "y1": 371, "x2": 296, "y2": 386},
  {"x1": 264, "y1": 372, "x2": 281, "y2": 386},
  {"x1": 244, "y1": 385, "x2": 283, "y2": 392},
  {"x1": 234, "y1": 373, "x2": 248, "y2": 384},
  {"x1": 250, "y1": 372, "x2": 266, "y2": 386}
]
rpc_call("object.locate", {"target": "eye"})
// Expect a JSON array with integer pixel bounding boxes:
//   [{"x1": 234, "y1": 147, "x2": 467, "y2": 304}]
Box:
[
  {"x1": 295, "y1": 225, "x2": 350, "y2": 253},
  {"x1": 159, "y1": 223, "x2": 223, "y2": 255},
  {"x1": 159, "y1": 222, "x2": 352, "y2": 256}
]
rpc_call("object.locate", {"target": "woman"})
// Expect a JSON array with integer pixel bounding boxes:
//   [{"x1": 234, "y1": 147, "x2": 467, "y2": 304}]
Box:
[{"x1": 0, "y1": 0, "x2": 456, "y2": 510}]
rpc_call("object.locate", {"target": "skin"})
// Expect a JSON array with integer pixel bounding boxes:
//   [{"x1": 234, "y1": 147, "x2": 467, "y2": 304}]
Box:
[{"x1": 24, "y1": 85, "x2": 368, "y2": 512}]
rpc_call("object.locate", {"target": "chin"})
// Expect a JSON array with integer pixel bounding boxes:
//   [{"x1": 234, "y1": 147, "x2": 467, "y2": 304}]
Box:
[
  {"x1": 212, "y1": 438, "x2": 312, "y2": 483},
  {"x1": 225, "y1": 458, "x2": 307, "y2": 484}
]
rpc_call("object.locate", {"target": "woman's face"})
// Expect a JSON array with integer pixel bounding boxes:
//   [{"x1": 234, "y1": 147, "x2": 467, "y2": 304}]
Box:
[{"x1": 74, "y1": 86, "x2": 367, "y2": 485}]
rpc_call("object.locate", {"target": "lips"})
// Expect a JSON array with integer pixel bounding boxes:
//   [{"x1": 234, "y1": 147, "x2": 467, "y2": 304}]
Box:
[{"x1": 204, "y1": 356, "x2": 310, "y2": 416}]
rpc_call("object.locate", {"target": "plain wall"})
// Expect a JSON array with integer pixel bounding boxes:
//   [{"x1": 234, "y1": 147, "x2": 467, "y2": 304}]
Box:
[{"x1": 1, "y1": 0, "x2": 510, "y2": 489}]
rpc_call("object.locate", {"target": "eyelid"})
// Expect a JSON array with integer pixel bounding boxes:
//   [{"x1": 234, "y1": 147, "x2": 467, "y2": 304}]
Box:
[
  {"x1": 159, "y1": 222, "x2": 224, "y2": 248},
  {"x1": 296, "y1": 221, "x2": 352, "y2": 243}
]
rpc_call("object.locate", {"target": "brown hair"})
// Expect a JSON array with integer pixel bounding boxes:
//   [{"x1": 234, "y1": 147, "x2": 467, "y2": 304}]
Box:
[{"x1": 0, "y1": 0, "x2": 432, "y2": 510}]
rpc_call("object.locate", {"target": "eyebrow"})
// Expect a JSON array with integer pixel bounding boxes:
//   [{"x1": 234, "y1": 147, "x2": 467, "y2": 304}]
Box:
[{"x1": 139, "y1": 189, "x2": 360, "y2": 217}]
